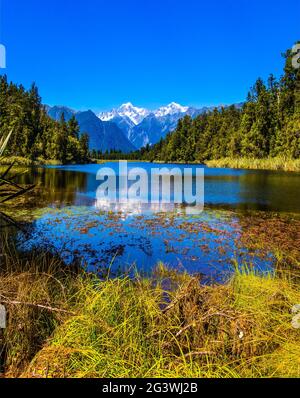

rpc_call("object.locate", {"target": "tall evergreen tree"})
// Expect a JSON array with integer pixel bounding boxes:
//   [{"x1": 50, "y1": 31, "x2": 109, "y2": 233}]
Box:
[
  {"x1": 138, "y1": 45, "x2": 300, "y2": 163},
  {"x1": 0, "y1": 76, "x2": 90, "y2": 164}
]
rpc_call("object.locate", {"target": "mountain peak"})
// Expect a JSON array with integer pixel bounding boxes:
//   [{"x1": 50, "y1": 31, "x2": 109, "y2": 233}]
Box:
[
  {"x1": 154, "y1": 102, "x2": 189, "y2": 117},
  {"x1": 119, "y1": 102, "x2": 135, "y2": 109},
  {"x1": 99, "y1": 101, "x2": 192, "y2": 124},
  {"x1": 47, "y1": 105, "x2": 135, "y2": 153},
  {"x1": 99, "y1": 103, "x2": 149, "y2": 125}
]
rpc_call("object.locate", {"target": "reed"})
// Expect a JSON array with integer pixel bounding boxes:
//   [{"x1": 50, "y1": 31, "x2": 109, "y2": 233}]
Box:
[
  {"x1": 205, "y1": 157, "x2": 300, "y2": 172},
  {"x1": 1, "y1": 251, "x2": 299, "y2": 378}
]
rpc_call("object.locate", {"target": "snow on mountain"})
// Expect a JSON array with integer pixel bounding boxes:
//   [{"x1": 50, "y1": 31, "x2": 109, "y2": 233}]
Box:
[
  {"x1": 47, "y1": 106, "x2": 136, "y2": 153},
  {"x1": 118, "y1": 103, "x2": 150, "y2": 125},
  {"x1": 48, "y1": 102, "x2": 244, "y2": 152},
  {"x1": 99, "y1": 102, "x2": 149, "y2": 126},
  {"x1": 99, "y1": 102, "x2": 190, "y2": 123},
  {"x1": 99, "y1": 108, "x2": 119, "y2": 122},
  {"x1": 98, "y1": 102, "x2": 211, "y2": 148},
  {"x1": 154, "y1": 102, "x2": 189, "y2": 117}
]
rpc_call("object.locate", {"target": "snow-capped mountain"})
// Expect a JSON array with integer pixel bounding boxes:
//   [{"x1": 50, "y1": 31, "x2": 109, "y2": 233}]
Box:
[
  {"x1": 154, "y1": 102, "x2": 189, "y2": 117},
  {"x1": 99, "y1": 101, "x2": 244, "y2": 149},
  {"x1": 47, "y1": 106, "x2": 135, "y2": 153},
  {"x1": 99, "y1": 102, "x2": 204, "y2": 148},
  {"x1": 99, "y1": 102, "x2": 190, "y2": 123},
  {"x1": 47, "y1": 101, "x2": 243, "y2": 153},
  {"x1": 99, "y1": 102, "x2": 150, "y2": 126}
]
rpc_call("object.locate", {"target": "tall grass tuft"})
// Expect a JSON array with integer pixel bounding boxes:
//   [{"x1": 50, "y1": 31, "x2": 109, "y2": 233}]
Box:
[
  {"x1": 205, "y1": 157, "x2": 300, "y2": 172},
  {"x1": 13, "y1": 261, "x2": 300, "y2": 379},
  {"x1": 0, "y1": 235, "x2": 79, "y2": 376}
]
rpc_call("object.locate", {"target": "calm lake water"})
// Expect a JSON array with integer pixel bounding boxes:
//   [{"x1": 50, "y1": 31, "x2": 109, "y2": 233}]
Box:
[{"x1": 12, "y1": 162, "x2": 300, "y2": 281}]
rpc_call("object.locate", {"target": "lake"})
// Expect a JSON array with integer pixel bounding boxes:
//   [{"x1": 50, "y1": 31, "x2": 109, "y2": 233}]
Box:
[{"x1": 9, "y1": 162, "x2": 300, "y2": 282}]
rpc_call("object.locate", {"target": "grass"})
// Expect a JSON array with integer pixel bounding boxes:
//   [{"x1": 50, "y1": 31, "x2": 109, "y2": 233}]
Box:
[
  {"x1": 0, "y1": 156, "x2": 63, "y2": 166},
  {"x1": 2, "y1": 156, "x2": 299, "y2": 171},
  {"x1": 0, "y1": 235, "x2": 78, "y2": 376},
  {"x1": 0, "y1": 156, "x2": 91, "y2": 166},
  {"x1": 2, "y1": 134, "x2": 299, "y2": 378},
  {"x1": 205, "y1": 157, "x2": 300, "y2": 172},
  {"x1": 1, "y1": 238, "x2": 300, "y2": 378}
]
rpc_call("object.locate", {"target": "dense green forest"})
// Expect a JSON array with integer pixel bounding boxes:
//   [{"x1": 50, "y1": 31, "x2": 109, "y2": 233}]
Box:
[
  {"x1": 136, "y1": 47, "x2": 300, "y2": 163},
  {"x1": 1, "y1": 46, "x2": 299, "y2": 165},
  {"x1": 0, "y1": 76, "x2": 89, "y2": 164}
]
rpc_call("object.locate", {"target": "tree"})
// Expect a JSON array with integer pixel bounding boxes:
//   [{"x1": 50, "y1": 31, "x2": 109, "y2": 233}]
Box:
[
  {"x1": 0, "y1": 77, "x2": 90, "y2": 164},
  {"x1": 136, "y1": 46, "x2": 300, "y2": 162},
  {"x1": 79, "y1": 133, "x2": 89, "y2": 162}
]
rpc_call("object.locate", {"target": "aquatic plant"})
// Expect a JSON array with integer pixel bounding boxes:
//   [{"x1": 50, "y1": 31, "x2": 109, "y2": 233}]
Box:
[
  {"x1": 20, "y1": 262, "x2": 300, "y2": 378},
  {"x1": 1, "y1": 238, "x2": 299, "y2": 378},
  {"x1": 205, "y1": 157, "x2": 300, "y2": 172}
]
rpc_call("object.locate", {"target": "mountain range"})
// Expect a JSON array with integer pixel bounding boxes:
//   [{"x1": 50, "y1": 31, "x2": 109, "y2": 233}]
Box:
[
  {"x1": 46, "y1": 106, "x2": 135, "y2": 153},
  {"x1": 98, "y1": 102, "x2": 207, "y2": 148},
  {"x1": 47, "y1": 102, "x2": 243, "y2": 153}
]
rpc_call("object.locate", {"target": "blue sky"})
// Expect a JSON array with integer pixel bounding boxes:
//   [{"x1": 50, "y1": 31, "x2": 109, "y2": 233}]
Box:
[{"x1": 0, "y1": 0, "x2": 299, "y2": 111}]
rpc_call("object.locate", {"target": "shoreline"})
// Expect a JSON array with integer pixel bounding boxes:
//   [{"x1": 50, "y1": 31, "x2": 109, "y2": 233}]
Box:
[
  {"x1": 1, "y1": 162, "x2": 300, "y2": 378},
  {"x1": 204, "y1": 157, "x2": 300, "y2": 172},
  {"x1": 0, "y1": 156, "x2": 93, "y2": 167},
  {"x1": 1, "y1": 252, "x2": 300, "y2": 378},
  {"x1": 150, "y1": 158, "x2": 300, "y2": 172},
  {"x1": 1, "y1": 156, "x2": 300, "y2": 173}
]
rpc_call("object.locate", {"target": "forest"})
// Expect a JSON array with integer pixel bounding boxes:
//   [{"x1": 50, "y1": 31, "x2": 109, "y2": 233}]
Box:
[
  {"x1": 0, "y1": 76, "x2": 90, "y2": 164},
  {"x1": 135, "y1": 48, "x2": 300, "y2": 163},
  {"x1": 1, "y1": 46, "x2": 299, "y2": 166}
]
